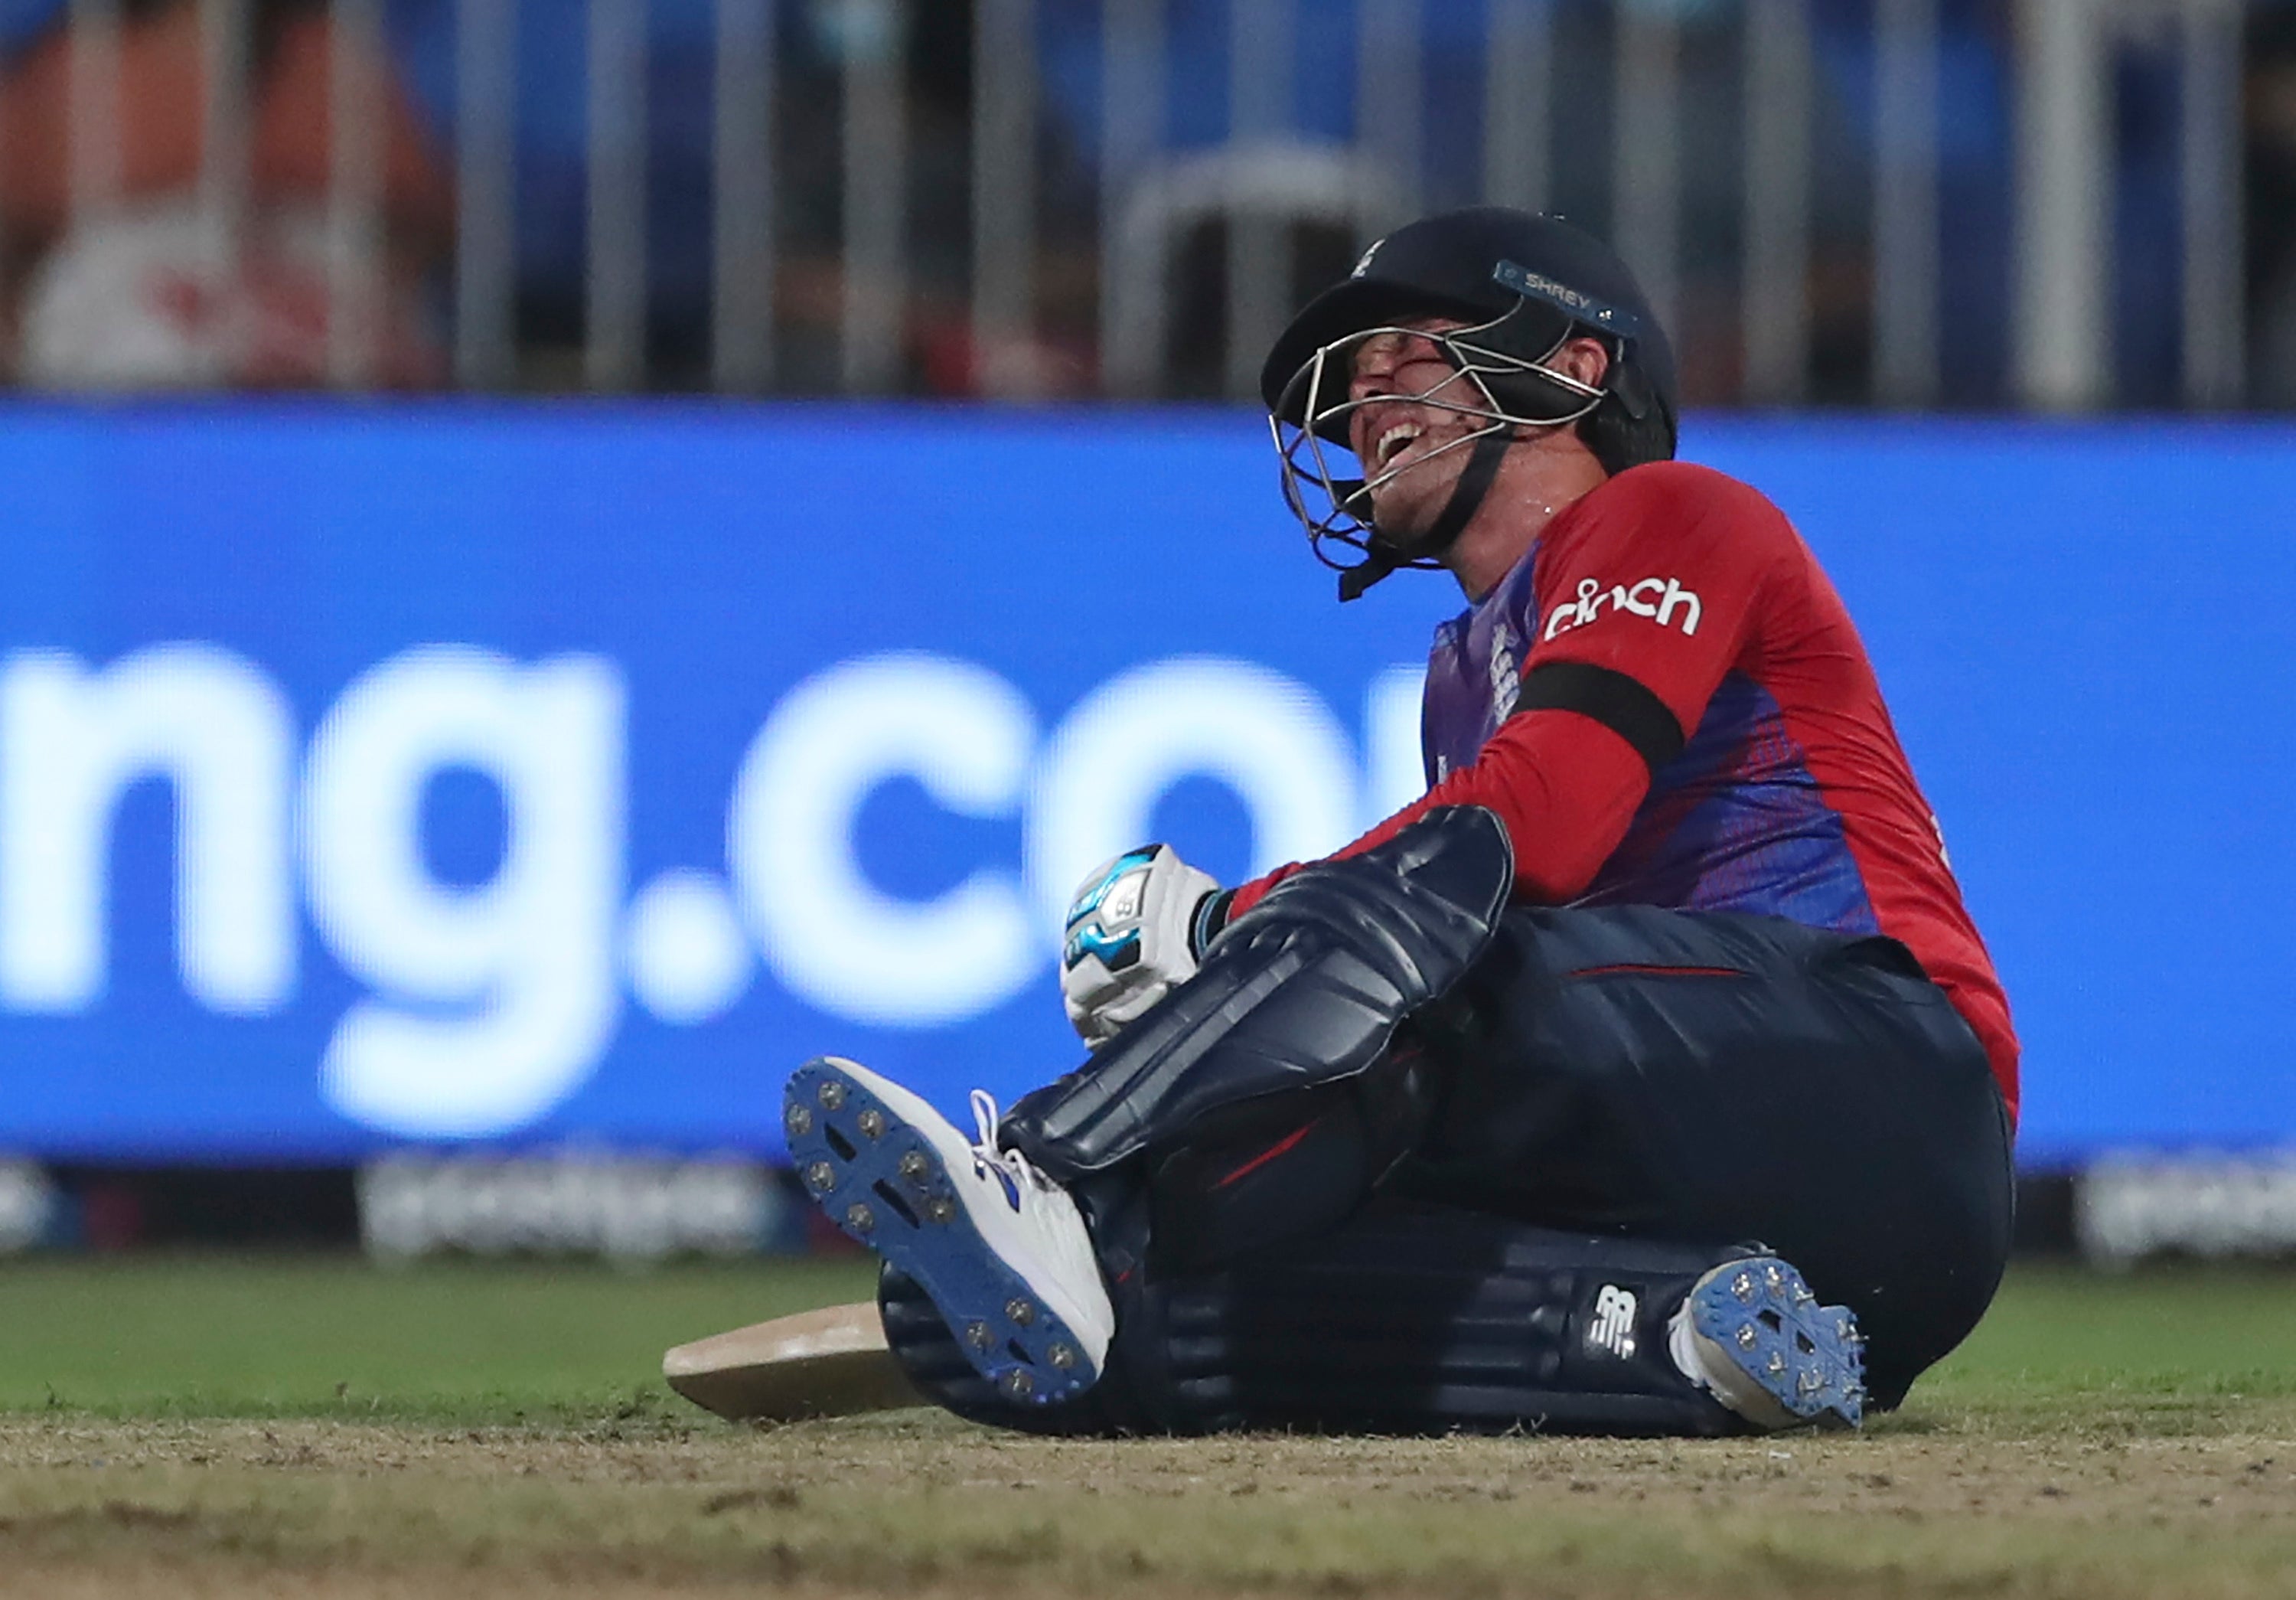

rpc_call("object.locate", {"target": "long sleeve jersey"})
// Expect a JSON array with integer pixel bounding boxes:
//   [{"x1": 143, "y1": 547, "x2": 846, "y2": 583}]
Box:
[{"x1": 1231, "y1": 460, "x2": 2020, "y2": 1119}]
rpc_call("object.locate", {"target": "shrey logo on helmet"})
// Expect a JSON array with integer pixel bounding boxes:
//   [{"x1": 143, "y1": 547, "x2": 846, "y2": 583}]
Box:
[{"x1": 1492, "y1": 263, "x2": 1626, "y2": 331}]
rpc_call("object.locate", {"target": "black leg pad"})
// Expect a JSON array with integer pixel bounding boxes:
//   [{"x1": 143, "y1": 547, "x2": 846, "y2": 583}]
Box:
[
  {"x1": 880, "y1": 1203, "x2": 1756, "y2": 1438},
  {"x1": 1001, "y1": 805, "x2": 1514, "y2": 1180}
]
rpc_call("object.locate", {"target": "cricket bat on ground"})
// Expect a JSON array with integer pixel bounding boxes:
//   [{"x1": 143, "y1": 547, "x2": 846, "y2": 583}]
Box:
[{"x1": 662, "y1": 1301, "x2": 924, "y2": 1422}]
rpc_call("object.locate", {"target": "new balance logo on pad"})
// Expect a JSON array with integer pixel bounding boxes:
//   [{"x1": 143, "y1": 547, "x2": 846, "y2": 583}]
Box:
[{"x1": 1588, "y1": 1285, "x2": 1639, "y2": 1358}]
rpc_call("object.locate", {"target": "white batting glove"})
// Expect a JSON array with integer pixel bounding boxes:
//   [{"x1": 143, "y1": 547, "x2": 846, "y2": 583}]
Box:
[{"x1": 1059, "y1": 844, "x2": 1224, "y2": 1048}]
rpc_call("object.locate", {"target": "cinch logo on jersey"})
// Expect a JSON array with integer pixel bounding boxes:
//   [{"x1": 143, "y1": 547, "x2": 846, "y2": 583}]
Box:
[
  {"x1": 1541, "y1": 575, "x2": 1704, "y2": 642},
  {"x1": 1588, "y1": 1284, "x2": 1639, "y2": 1358}
]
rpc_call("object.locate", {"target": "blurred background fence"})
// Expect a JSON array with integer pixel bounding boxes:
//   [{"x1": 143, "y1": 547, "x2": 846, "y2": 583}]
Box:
[{"x1": 1, "y1": 0, "x2": 2293, "y2": 408}]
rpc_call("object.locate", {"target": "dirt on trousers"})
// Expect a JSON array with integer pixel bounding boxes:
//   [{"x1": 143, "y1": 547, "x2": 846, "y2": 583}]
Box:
[{"x1": 2, "y1": 1414, "x2": 2294, "y2": 1600}]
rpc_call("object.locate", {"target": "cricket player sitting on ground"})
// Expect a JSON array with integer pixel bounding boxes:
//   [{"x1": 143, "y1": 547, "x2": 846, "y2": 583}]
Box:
[{"x1": 786, "y1": 207, "x2": 2017, "y2": 1436}]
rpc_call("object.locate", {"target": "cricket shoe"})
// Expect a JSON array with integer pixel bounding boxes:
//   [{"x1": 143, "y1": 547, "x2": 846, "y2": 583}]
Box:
[
  {"x1": 784, "y1": 1056, "x2": 1114, "y2": 1406},
  {"x1": 1668, "y1": 1256, "x2": 1866, "y2": 1431}
]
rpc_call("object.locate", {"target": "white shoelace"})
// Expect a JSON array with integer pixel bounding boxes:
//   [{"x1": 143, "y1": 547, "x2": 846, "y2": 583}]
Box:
[{"x1": 969, "y1": 1089, "x2": 1051, "y2": 1200}]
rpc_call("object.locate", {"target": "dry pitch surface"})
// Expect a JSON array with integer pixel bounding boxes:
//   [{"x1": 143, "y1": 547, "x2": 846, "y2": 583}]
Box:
[{"x1": 4, "y1": 1258, "x2": 2294, "y2": 1599}]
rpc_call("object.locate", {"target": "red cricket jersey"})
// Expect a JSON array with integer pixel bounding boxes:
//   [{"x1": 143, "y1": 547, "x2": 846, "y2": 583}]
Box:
[{"x1": 1234, "y1": 461, "x2": 2020, "y2": 1119}]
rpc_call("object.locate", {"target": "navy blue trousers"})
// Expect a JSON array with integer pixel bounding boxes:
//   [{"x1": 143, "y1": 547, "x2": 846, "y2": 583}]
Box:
[
  {"x1": 889, "y1": 904, "x2": 2014, "y2": 1429},
  {"x1": 1388, "y1": 905, "x2": 2016, "y2": 1406}
]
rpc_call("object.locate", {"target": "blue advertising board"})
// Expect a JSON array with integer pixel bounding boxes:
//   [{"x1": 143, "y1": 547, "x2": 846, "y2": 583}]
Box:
[{"x1": 0, "y1": 404, "x2": 2286, "y2": 1167}]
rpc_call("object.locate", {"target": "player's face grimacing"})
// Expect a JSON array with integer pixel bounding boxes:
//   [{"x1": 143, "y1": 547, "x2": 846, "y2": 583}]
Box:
[{"x1": 1345, "y1": 317, "x2": 1490, "y2": 546}]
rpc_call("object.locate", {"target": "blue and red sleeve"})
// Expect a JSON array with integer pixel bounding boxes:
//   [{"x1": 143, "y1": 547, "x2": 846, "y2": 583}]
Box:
[{"x1": 1228, "y1": 464, "x2": 1792, "y2": 917}]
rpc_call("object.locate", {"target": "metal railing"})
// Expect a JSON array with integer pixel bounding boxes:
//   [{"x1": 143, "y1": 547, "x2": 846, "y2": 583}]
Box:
[{"x1": 0, "y1": 0, "x2": 2268, "y2": 409}]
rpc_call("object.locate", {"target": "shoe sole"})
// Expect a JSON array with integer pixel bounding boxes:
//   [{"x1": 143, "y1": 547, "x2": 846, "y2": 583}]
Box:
[
  {"x1": 1689, "y1": 1256, "x2": 1866, "y2": 1429},
  {"x1": 784, "y1": 1057, "x2": 1101, "y2": 1407}
]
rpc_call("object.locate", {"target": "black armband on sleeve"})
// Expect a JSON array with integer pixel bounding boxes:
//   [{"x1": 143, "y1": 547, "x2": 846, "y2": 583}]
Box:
[{"x1": 1510, "y1": 661, "x2": 1686, "y2": 776}]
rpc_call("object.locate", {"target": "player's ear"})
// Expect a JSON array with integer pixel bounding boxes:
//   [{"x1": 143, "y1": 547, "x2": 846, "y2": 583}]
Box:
[{"x1": 1544, "y1": 336, "x2": 1611, "y2": 393}]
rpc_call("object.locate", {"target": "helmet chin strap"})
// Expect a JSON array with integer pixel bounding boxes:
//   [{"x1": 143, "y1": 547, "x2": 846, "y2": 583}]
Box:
[{"x1": 1338, "y1": 425, "x2": 1514, "y2": 603}]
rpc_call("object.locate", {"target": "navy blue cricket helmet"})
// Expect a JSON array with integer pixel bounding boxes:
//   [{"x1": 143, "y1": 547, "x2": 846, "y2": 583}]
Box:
[{"x1": 1261, "y1": 207, "x2": 1678, "y2": 597}]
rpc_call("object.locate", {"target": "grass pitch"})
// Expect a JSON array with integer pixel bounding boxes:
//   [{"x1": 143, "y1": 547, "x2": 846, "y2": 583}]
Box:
[{"x1": 4, "y1": 1256, "x2": 2294, "y2": 1598}]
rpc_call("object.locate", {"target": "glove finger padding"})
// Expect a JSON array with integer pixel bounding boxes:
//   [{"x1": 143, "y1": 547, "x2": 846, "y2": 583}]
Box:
[{"x1": 1060, "y1": 845, "x2": 1221, "y2": 1047}]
